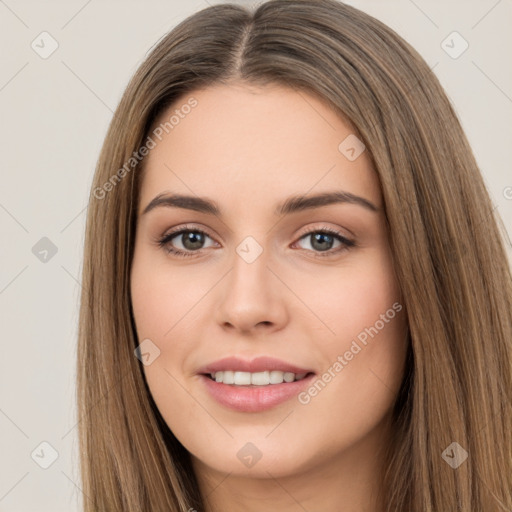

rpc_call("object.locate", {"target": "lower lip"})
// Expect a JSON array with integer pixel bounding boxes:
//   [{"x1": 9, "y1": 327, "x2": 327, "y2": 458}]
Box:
[{"x1": 199, "y1": 374, "x2": 315, "y2": 412}]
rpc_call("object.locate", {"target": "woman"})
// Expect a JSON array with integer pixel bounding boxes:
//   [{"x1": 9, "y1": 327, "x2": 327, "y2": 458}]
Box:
[{"x1": 77, "y1": 0, "x2": 512, "y2": 510}]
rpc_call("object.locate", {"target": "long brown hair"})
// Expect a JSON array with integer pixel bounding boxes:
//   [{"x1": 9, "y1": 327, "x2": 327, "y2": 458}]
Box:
[{"x1": 77, "y1": 0, "x2": 512, "y2": 509}]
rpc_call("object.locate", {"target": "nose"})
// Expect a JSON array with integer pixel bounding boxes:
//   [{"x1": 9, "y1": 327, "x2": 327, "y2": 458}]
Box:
[{"x1": 214, "y1": 245, "x2": 288, "y2": 335}]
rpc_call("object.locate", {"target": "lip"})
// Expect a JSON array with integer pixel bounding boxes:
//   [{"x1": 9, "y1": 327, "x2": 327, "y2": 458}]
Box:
[
  {"x1": 196, "y1": 356, "x2": 314, "y2": 375},
  {"x1": 199, "y1": 373, "x2": 316, "y2": 412},
  {"x1": 196, "y1": 356, "x2": 316, "y2": 413}
]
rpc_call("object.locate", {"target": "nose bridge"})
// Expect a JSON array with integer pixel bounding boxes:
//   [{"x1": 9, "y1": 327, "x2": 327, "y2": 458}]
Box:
[
  {"x1": 214, "y1": 232, "x2": 286, "y2": 332},
  {"x1": 229, "y1": 233, "x2": 271, "y2": 296}
]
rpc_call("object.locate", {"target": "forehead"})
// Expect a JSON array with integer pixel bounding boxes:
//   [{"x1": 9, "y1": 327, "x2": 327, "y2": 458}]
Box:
[{"x1": 139, "y1": 83, "x2": 381, "y2": 214}]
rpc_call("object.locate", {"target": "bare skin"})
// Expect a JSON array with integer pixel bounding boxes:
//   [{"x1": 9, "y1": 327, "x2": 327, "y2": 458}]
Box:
[{"x1": 130, "y1": 82, "x2": 409, "y2": 512}]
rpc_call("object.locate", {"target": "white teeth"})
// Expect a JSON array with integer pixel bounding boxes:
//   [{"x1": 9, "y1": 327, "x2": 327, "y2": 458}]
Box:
[
  {"x1": 234, "y1": 371, "x2": 252, "y2": 385},
  {"x1": 283, "y1": 372, "x2": 295, "y2": 383},
  {"x1": 211, "y1": 370, "x2": 309, "y2": 385},
  {"x1": 222, "y1": 371, "x2": 234, "y2": 384},
  {"x1": 269, "y1": 370, "x2": 284, "y2": 384},
  {"x1": 252, "y1": 371, "x2": 270, "y2": 385}
]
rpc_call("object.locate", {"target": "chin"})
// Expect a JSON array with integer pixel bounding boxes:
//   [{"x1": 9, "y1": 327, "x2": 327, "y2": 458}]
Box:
[{"x1": 188, "y1": 434, "x2": 317, "y2": 479}]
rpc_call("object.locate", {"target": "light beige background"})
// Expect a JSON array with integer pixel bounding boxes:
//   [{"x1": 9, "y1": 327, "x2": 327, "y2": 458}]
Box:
[{"x1": 0, "y1": 0, "x2": 510, "y2": 510}]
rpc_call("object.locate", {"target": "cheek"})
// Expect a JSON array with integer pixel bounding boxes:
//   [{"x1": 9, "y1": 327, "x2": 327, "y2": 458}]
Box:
[
  {"x1": 130, "y1": 255, "x2": 203, "y2": 427},
  {"x1": 130, "y1": 250, "x2": 207, "y2": 340},
  {"x1": 295, "y1": 247, "x2": 402, "y2": 350},
  {"x1": 319, "y1": 314, "x2": 407, "y2": 440},
  {"x1": 296, "y1": 304, "x2": 407, "y2": 449},
  {"x1": 130, "y1": 246, "x2": 216, "y2": 382},
  {"x1": 295, "y1": 248, "x2": 407, "y2": 416}
]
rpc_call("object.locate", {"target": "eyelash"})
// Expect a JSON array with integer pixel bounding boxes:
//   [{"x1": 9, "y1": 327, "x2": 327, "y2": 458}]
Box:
[{"x1": 155, "y1": 224, "x2": 356, "y2": 259}]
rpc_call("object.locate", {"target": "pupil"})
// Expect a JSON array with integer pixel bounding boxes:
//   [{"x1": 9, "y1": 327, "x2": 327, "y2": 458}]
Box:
[
  {"x1": 312, "y1": 233, "x2": 332, "y2": 252},
  {"x1": 183, "y1": 232, "x2": 204, "y2": 250}
]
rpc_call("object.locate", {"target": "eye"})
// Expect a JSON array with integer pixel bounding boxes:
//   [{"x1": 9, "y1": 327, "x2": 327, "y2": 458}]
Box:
[
  {"x1": 156, "y1": 225, "x2": 217, "y2": 258},
  {"x1": 155, "y1": 224, "x2": 356, "y2": 258},
  {"x1": 293, "y1": 226, "x2": 356, "y2": 257}
]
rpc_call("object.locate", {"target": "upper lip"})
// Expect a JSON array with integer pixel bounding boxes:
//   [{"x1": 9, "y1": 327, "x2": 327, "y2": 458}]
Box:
[{"x1": 197, "y1": 356, "x2": 315, "y2": 375}]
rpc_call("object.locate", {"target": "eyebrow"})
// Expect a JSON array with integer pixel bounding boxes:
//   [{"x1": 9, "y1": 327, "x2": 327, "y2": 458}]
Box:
[{"x1": 141, "y1": 190, "x2": 380, "y2": 217}]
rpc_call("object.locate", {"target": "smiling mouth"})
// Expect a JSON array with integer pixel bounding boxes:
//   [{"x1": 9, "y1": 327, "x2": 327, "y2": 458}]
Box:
[
  {"x1": 199, "y1": 370, "x2": 317, "y2": 412},
  {"x1": 203, "y1": 370, "x2": 315, "y2": 386}
]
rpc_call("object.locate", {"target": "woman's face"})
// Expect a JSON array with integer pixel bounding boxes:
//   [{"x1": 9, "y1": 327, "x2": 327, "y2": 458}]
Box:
[{"x1": 130, "y1": 82, "x2": 408, "y2": 482}]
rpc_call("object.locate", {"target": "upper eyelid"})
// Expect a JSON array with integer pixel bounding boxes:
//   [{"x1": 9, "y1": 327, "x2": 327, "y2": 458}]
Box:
[{"x1": 162, "y1": 224, "x2": 216, "y2": 241}]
